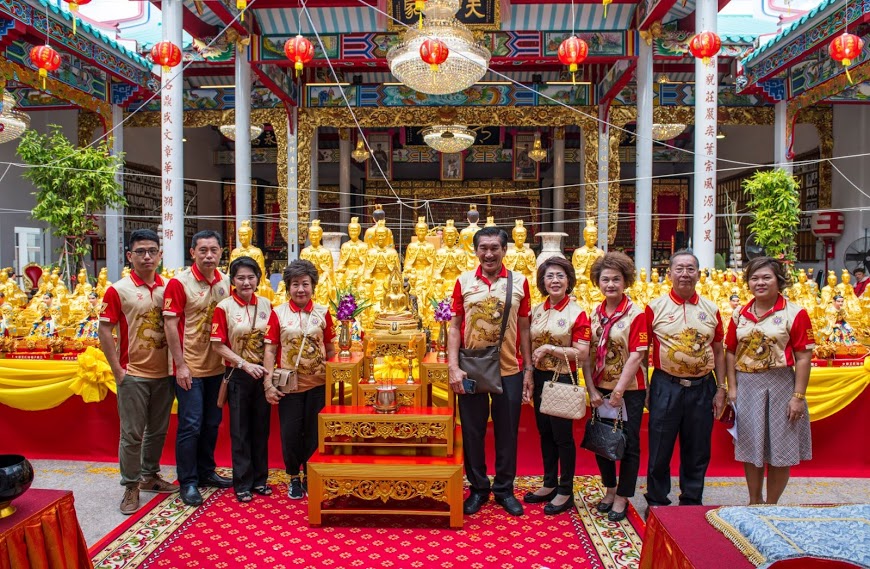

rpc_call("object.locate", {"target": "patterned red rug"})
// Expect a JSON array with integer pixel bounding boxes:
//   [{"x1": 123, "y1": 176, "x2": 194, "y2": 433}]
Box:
[{"x1": 90, "y1": 474, "x2": 644, "y2": 569}]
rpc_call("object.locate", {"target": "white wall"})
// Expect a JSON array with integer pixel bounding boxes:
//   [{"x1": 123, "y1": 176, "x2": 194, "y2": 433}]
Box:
[
  {"x1": 830, "y1": 105, "x2": 870, "y2": 274},
  {"x1": 716, "y1": 123, "x2": 819, "y2": 177}
]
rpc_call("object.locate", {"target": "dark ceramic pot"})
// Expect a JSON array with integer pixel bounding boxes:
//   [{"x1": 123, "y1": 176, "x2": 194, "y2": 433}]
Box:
[{"x1": 0, "y1": 454, "x2": 34, "y2": 518}]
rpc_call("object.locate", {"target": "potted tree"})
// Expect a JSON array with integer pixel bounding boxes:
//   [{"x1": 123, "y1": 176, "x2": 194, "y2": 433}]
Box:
[
  {"x1": 16, "y1": 125, "x2": 126, "y2": 284},
  {"x1": 742, "y1": 168, "x2": 801, "y2": 268}
]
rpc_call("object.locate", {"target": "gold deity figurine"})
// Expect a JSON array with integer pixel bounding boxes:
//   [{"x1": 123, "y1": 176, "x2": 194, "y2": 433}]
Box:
[
  {"x1": 272, "y1": 280, "x2": 287, "y2": 307},
  {"x1": 648, "y1": 268, "x2": 663, "y2": 300},
  {"x1": 821, "y1": 270, "x2": 838, "y2": 306},
  {"x1": 0, "y1": 269, "x2": 26, "y2": 308},
  {"x1": 336, "y1": 217, "x2": 368, "y2": 290},
  {"x1": 432, "y1": 220, "x2": 468, "y2": 303},
  {"x1": 485, "y1": 216, "x2": 497, "y2": 227},
  {"x1": 72, "y1": 268, "x2": 92, "y2": 298},
  {"x1": 459, "y1": 205, "x2": 482, "y2": 270},
  {"x1": 95, "y1": 267, "x2": 112, "y2": 298},
  {"x1": 504, "y1": 220, "x2": 541, "y2": 305},
  {"x1": 300, "y1": 220, "x2": 337, "y2": 307},
  {"x1": 373, "y1": 267, "x2": 418, "y2": 332},
  {"x1": 230, "y1": 220, "x2": 273, "y2": 300},
  {"x1": 362, "y1": 220, "x2": 401, "y2": 323},
  {"x1": 572, "y1": 218, "x2": 604, "y2": 296},
  {"x1": 838, "y1": 269, "x2": 861, "y2": 318},
  {"x1": 631, "y1": 268, "x2": 648, "y2": 305},
  {"x1": 404, "y1": 217, "x2": 436, "y2": 327},
  {"x1": 364, "y1": 204, "x2": 394, "y2": 249}
]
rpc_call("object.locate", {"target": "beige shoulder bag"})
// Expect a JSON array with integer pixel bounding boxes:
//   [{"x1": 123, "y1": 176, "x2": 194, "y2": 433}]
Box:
[{"x1": 539, "y1": 348, "x2": 587, "y2": 420}]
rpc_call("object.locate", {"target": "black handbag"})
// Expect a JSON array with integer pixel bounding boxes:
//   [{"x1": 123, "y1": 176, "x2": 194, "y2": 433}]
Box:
[
  {"x1": 580, "y1": 405, "x2": 627, "y2": 461},
  {"x1": 457, "y1": 271, "x2": 513, "y2": 395}
]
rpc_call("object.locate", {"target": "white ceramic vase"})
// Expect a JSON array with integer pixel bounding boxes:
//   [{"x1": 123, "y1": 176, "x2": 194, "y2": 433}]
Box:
[{"x1": 536, "y1": 232, "x2": 568, "y2": 267}]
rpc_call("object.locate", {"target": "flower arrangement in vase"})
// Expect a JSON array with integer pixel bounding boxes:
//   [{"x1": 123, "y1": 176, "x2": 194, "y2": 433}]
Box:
[
  {"x1": 430, "y1": 298, "x2": 453, "y2": 361},
  {"x1": 330, "y1": 287, "x2": 371, "y2": 358}
]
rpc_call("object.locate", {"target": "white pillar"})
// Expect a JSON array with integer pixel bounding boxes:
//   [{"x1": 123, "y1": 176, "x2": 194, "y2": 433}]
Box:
[
  {"x1": 310, "y1": 129, "x2": 319, "y2": 222},
  {"x1": 160, "y1": 0, "x2": 185, "y2": 270},
  {"x1": 692, "y1": 0, "x2": 718, "y2": 269},
  {"x1": 287, "y1": 109, "x2": 299, "y2": 261},
  {"x1": 774, "y1": 101, "x2": 793, "y2": 174},
  {"x1": 339, "y1": 128, "x2": 351, "y2": 227},
  {"x1": 635, "y1": 38, "x2": 653, "y2": 274},
  {"x1": 234, "y1": 40, "x2": 252, "y2": 237},
  {"x1": 597, "y1": 105, "x2": 610, "y2": 251},
  {"x1": 552, "y1": 127, "x2": 566, "y2": 233},
  {"x1": 106, "y1": 105, "x2": 125, "y2": 281}
]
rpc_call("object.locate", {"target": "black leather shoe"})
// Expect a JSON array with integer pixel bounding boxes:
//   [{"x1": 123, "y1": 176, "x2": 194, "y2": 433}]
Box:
[
  {"x1": 494, "y1": 494, "x2": 524, "y2": 516},
  {"x1": 596, "y1": 499, "x2": 614, "y2": 513},
  {"x1": 608, "y1": 506, "x2": 628, "y2": 522},
  {"x1": 180, "y1": 484, "x2": 203, "y2": 506},
  {"x1": 523, "y1": 489, "x2": 557, "y2": 504},
  {"x1": 543, "y1": 496, "x2": 575, "y2": 516},
  {"x1": 463, "y1": 493, "x2": 489, "y2": 515},
  {"x1": 200, "y1": 472, "x2": 233, "y2": 489}
]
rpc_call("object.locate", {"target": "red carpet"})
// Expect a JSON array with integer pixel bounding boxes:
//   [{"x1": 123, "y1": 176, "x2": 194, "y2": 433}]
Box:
[{"x1": 91, "y1": 475, "x2": 644, "y2": 569}]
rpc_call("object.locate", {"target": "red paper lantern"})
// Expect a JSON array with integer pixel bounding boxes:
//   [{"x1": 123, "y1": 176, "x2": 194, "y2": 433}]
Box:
[
  {"x1": 558, "y1": 36, "x2": 588, "y2": 83},
  {"x1": 829, "y1": 31, "x2": 865, "y2": 85},
  {"x1": 284, "y1": 35, "x2": 314, "y2": 78},
  {"x1": 150, "y1": 41, "x2": 182, "y2": 74},
  {"x1": 689, "y1": 31, "x2": 721, "y2": 65},
  {"x1": 811, "y1": 212, "x2": 845, "y2": 239},
  {"x1": 63, "y1": 0, "x2": 91, "y2": 34},
  {"x1": 29, "y1": 45, "x2": 61, "y2": 89},
  {"x1": 420, "y1": 38, "x2": 449, "y2": 72}
]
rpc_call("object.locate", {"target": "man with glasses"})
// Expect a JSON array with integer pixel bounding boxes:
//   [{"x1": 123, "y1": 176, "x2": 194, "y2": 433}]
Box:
[
  {"x1": 100, "y1": 229, "x2": 178, "y2": 514},
  {"x1": 163, "y1": 230, "x2": 231, "y2": 506},
  {"x1": 644, "y1": 250, "x2": 726, "y2": 508}
]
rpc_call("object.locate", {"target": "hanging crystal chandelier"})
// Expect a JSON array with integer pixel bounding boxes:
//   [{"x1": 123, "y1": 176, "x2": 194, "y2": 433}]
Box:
[
  {"x1": 650, "y1": 123, "x2": 686, "y2": 141},
  {"x1": 387, "y1": 0, "x2": 490, "y2": 95},
  {"x1": 0, "y1": 90, "x2": 30, "y2": 144},
  {"x1": 351, "y1": 139, "x2": 370, "y2": 162},
  {"x1": 219, "y1": 124, "x2": 264, "y2": 141},
  {"x1": 422, "y1": 124, "x2": 476, "y2": 153},
  {"x1": 528, "y1": 133, "x2": 547, "y2": 162}
]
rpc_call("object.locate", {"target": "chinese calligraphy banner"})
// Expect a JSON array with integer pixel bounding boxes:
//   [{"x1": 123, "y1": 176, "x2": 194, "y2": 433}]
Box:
[{"x1": 388, "y1": 0, "x2": 500, "y2": 30}]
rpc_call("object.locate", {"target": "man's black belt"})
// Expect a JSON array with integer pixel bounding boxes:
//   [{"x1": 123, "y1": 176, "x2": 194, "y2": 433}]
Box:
[{"x1": 656, "y1": 370, "x2": 711, "y2": 388}]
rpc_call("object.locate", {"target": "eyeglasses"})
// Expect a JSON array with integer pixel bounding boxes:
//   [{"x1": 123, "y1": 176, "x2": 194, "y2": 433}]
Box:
[
  {"x1": 671, "y1": 267, "x2": 698, "y2": 275},
  {"x1": 543, "y1": 272, "x2": 567, "y2": 281},
  {"x1": 131, "y1": 248, "x2": 160, "y2": 257}
]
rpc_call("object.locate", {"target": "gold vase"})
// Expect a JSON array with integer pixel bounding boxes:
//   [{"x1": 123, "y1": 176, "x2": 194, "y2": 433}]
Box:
[
  {"x1": 437, "y1": 321, "x2": 448, "y2": 361},
  {"x1": 338, "y1": 319, "x2": 353, "y2": 358}
]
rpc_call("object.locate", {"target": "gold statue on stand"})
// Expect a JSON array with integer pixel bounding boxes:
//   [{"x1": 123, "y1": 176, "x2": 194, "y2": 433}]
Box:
[
  {"x1": 504, "y1": 220, "x2": 540, "y2": 304},
  {"x1": 459, "y1": 205, "x2": 482, "y2": 269},
  {"x1": 403, "y1": 217, "x2": 436, "y2": 328},
  {"x1": 572, "y1": 218, "x2": 605, "y2": 295},
  {"x1": 95, "y1": 267, "x2": 112, "y2": 299},
  {"x1": 432, "y1": 220, "x2": 468, "y2": 304},
  {"x1": 362, "y1": 221, "x2": 401, "y2": 325},
  {"x1": 230, "y1": 220, "x2": 273, "y2": 301},
  {"x1": 821, "y1": 270, "x2": 838, "y2": 306},
  {"x1": 336, "y1": 217, "x2": 368, "y2": 289},
  {"x1": 631, "y1": 268, "x2": 648, "y2": 305},
  {"x1": 300, "y1": 220, "x2": 337, "y2": 307},
  {"x1": 364, "y1": 204, "x2": 394, "y2": 248}
]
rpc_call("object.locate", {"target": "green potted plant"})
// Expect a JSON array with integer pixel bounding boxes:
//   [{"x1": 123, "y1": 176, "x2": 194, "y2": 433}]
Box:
[
  {"x1": 742, "y1": 168, "x2": 801, "y2": 267},
  {"x1": 16, "y1": 125, "x2": 126, "y2": 282}
]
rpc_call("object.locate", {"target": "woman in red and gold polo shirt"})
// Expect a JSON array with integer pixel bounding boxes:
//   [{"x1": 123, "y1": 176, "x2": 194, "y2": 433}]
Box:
[
  {"x1": 264, "y1": 259, "x2": 336, "y2": 501},
  {"x1": 582, "y1": 252, "x2": 648, "y2": 522},
  {"x1": 526, "y1": 257, "x2": 591, "y2": 515},
  {"x1": 210, "y1": 256, "x2": 274, "y2": 503},
  {"x1": 725, "y1": 257, "x2": 813, "y2": 505}
]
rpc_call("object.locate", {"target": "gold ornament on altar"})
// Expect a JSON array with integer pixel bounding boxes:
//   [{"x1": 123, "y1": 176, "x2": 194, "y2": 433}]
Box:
[
  {"x1": 300, "y1": 220, "x2": 337, "y2": 307},
  {"x1": 572, "y1": 218, "x2": 605, "y2": 298},
  {"x1": 403, "y1": 217, "x2": 436, "y2": 328},
  {"x1": 337, "y1": 217, "x2": 369, "y2": 289},
  {"x1": 230, "y1": 220, "x2": 273, "y2": 301},
  {"x1": 432, "y1": 220, "x2": 467, "y2": 303},
  {"x1": 504, "y1": 220, "x2": 540, "y2": 304},
  {"x1": 362, "y1": 221, "x2": 401, "y2": 325},
  {"x1": 373, "y1": 267, "x2": 418, "y2": 332}
]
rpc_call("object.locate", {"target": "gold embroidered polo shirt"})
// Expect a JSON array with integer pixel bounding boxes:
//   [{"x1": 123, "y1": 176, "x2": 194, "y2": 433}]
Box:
[
  {"x1": 590, "y1": 296, "x2": 648, "y2": 390},
  {"x1": 646, "y1": 290, "x2": 724, "y2": 378},
  {"x1": 266, "y1": 300, "x2": 335, "y2": 392},
  {"x1": 725, "y1": 295, "x2": 815, "y2": 372},
  {"x1": 210, "y1": 292, "x2": 273, "y2": 366},
  {"x1": 531, "y1": 296, "x2": 591, "y2": 373}
]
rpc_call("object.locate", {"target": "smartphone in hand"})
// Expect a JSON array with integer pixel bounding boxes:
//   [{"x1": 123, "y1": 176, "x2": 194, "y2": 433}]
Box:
[{"x1": 462, "y1": 378, "x2": 477, "y2": 394}]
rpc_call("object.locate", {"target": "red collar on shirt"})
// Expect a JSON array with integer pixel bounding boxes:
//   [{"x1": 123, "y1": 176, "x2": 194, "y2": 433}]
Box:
[
  {"x1": 669, "y1": 289, "x2": 699, "y2": 306},
  {"x1": 191, "y1": 263, "x2": 222, "y2": 286},
  {"x1": 602, "y1": 295, "x2": 629, "y2": 317},
  {"x1": 544, "y1": 295, "x2": 572, "y2": 311},
  {"x1": 231, "y1": 291, "x2": 257, "y2": 306},
  {"x1": 288, "y1": 300, "x2": 314, "y2": 313},
  {"x1": 130, "y1": 270, "x2": 164, "y2": 291},
  {"x1": 739, "y1": 294, "x2": 786, "y2": 322},
  {"x1": 475, "y1": 264, "x2": 508, "y2": 287}
]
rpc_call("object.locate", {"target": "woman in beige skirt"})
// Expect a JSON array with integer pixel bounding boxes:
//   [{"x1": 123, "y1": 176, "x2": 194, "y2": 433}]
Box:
[{"x1": 724, "y1": 257, "x2": 814, "y2": 505}]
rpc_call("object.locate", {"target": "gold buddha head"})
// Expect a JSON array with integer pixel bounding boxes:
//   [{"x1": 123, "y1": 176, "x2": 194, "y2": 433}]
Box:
[
  {"x1": 77, "y1": 268, "x2": 87, "y2": 285},
  {"x1": 798, "y1": 269, "x2": 808, "y2": 284},
  {"x1": 98, "y1": 267, "x2": 108, "y2": 283},
  {"x1": 842, "y1": 269, "x2": 851, "y2": 285},
  {"x1": 651, "y1": 268, "x2": 660, "y2": 283},
  {"x1": 638, "y1": 268, "x2": 647, "y2": 283},
  {"x1": 443, "y1": 220, "x2": 458, "y2": 247},
  {"x1": 309, "y1": 220, "x2": 323, "y2": 246},
  {"x1": 828, "y1": 270, "x2": 837, "y2": 287},
  {"x1": 348, "y1": 217, "x2": 361, "y2": 241},
  {"x1": 375, "y1": 220, "x2": 388, "y2": 248},
  {"x1": 466, "y1": 204, "x2": 480, "y2": 225},
  {"x1": 238, "y1": 220, "x2": 253, "y2": 247},
  {"x1": 512, "y1": 220, "x2": 527, "y2": 247},
  {"x1": 583, "y1": 218, "x2": 597, "y2": 247},
  {"x1": 415, "y1": 217, "x2": 428, "y2": 241}
]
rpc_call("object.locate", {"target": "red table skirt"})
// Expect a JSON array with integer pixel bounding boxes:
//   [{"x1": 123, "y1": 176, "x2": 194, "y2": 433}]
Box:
[{"x1": 0, "y1": 489, "x2": 91, "y2": 569}]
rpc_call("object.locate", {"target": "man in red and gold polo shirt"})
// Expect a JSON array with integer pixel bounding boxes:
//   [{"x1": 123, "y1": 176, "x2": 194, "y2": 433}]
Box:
[
  {"x1": 448, "y1": 226, "x2": 533, "y2": 517},
  {"x1": 644, "y1": 251, "x2": 726, "y2": 508},
  {"x1": 163, "y1": 230, "x2": 231, "y2": 506},
  {"x1": 99, "y1": 229, "x2": 177, "y2": 515}
]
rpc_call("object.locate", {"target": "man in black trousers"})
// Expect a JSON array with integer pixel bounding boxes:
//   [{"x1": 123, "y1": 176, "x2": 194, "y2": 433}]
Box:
[{"x1": 644, "y1": 251, "x2": 726, "y2": 507}]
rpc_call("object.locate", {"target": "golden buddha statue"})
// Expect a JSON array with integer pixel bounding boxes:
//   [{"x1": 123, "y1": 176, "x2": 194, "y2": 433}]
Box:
[
  {"x1": 230, "y1": 220, "x2": 273, "y2": 301},
  {"x1": 631, "y1": 268, "x2": 648, "y2": 305},
  {"x1": 364, "y1": 204, "x2": 394, "y2": 249},
  {"x1": 336, "y1": 217, "x2": 368, "y2": 290},
  {"x1": 572, "y1": 218, "x2": 604, "y2": 296},
  {"x1": 362, "y1": 221, "x2": 401, "y2": 322},
  {"x1": 95, "y1": 267, "x2": 112, "y2": 298},
  {"x1": 459, "y1": 205, "x2": 482, "y2": 269},
  {"x1": 485, "y1": 216, "x2": 497, "y2": 227},
  {"x1": 373, "y1": 268, "x2": 418, "y2": 332},
  {"x1": 648, "y1": 268, "x2": 663, "y2": 300},
  {"x1": 0, "y1": 269, "x2": 25, "y2": 308},
  {"x1": 821, "y1": 270, "x2": 838, "y2": 306},
  {"x1": 272, "y1": 280, "x2": 287, "y2": 307},
  {"x1": 72, "y1": 268, "x2": 92, "y2": 297},
  {"x1": 432, "y1": 220, "x2": 468, "y2": 302},
  {"x1": 403, "y1": 217, "x2": 436, "y2": 327},
  {"x1": 574, "y1": 281, "x2": 593, "y2": 314},
  {"x1": 504, "y1": 220, "x2": 540, "y2": 304},
  {"x1": 707, "y1": 270, "x2": 723, "y2": 303},
  {"x1": 696, "y1": 270, "x2": 710, "y2": 298},
  {"x1": 838, "y1": 269, "x2": 861, "y2": 318},
  {"x1": 300, "y1": 220, "x2": 337, "y2": 307}
]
